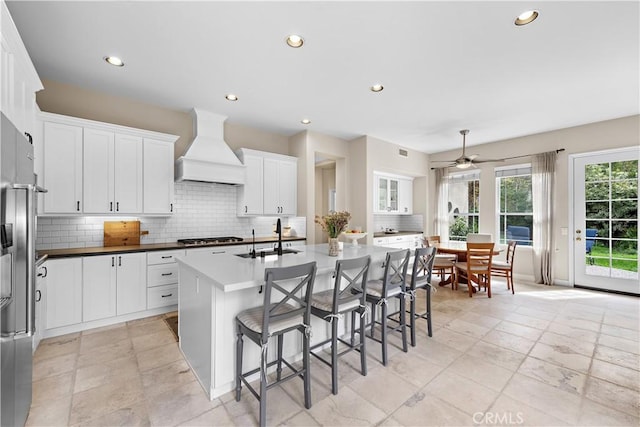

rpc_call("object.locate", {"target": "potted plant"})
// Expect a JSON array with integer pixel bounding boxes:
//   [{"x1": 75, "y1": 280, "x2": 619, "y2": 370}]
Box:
[{"x1": 315, "y1": 211, "x2": 351, "y2": 256}]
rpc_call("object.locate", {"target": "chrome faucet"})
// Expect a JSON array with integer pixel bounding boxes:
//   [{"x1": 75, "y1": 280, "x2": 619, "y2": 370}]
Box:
[{"x1": 275, "y1": 218, "x2": 283, "y2": 255}]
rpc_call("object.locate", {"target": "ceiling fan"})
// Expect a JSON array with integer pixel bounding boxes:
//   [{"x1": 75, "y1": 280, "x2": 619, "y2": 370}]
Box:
[{"x1": 434, "y1": 129, "x2": 503, "y2": 169}]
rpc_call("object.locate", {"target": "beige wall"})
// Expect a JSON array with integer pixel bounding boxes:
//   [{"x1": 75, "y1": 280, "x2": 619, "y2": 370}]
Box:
[
  {"x1": 428, "y1": 115, "x2": 640, "y2": 284},
  {"x1": 36, "y1": 79, "x2": 290, "y2": 159}
]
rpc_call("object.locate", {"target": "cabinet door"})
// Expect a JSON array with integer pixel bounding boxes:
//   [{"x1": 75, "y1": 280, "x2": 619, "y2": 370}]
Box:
[
  {"x1": 376, "y1": 176, "x2": 388, "y2": 213},
  {"x1": 389, "y1": 179, "x2": 399, "y2": 212},
  {"x1": 143, "y1": 138, "x2": 174, "y2": 214},
  {"x1": 237, "y1": 154, "x2": 263, "y2": 215},
  {"x1": 263, "y1": 157, "x2": 279, "y2": 215},
  {"x1": 43, "y1": 122, "x2": 83, "y2": 213},
  {"x1": 83, "y1": 128, "x2": 114, "y2": 213},
  {"x1": 45, "y1": 258, "x2": 82, "y2": 329},
  {"x1": 82, "y1": 255, "x2": 117, "y2": 321},
  {"x1": 114, "y1": 134, "x2": 143, "y2": 213},
  {"x1": 398, "y1": 178, "x2": 413, "y2": 214},
  {"x1": 116, "y1": 252, "x2": 147, "y2": 315},
  {"x1": 278, "y1": 159, "x2": 297, "y2": 216}
]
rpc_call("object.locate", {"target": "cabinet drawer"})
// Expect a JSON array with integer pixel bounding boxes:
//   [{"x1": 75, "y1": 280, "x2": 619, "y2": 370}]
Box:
[
  {"x1": 147, "y1": 264, "x2": 179, "y2": 286},
  {"x1": 147, "y1": 284, "x2": 178, "y2": 309},
  {"x1": 373, "y1": 237, "x2": 388, "y2": 246},
  {"x1": 147, "y1": 250, "x2": 184, "y2": 265}
]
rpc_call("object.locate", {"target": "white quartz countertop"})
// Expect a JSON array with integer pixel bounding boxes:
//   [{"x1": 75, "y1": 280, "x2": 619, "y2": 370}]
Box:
[{"x1": 175, "y1": 244, "x2": 394, "y2": 292}]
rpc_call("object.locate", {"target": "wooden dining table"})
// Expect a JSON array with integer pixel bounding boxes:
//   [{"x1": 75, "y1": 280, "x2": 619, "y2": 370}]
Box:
[{"x1": 433, "y1": 241, "x2": 503, "y2": 288}]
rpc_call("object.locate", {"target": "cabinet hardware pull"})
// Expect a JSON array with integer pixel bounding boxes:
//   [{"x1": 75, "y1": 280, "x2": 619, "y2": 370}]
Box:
[
  {"x1": 112, "y1": 257, "x2": 115, "y2": 267},
  {"x1": 211, "y1": 251, "x2": 225, "y2": 254},
  {"x1": 43, "y1": 266, "x2": 47, "y2": 277},
  {"x1": 170, "y1": 203, "x2": 173, "y2": 212},
  {"x1": 118, "y1": 256, "x2": 122, "y2": 266},
  {"x1": 161, "y1": 255, "x2": 172, "y2": 259},
  {"x1": 161, "y1": 272, "x2": 173, "y2": 276},
  {"x1": 245, "y1": 205, "x2": 248, "y2": 213},
  {"x1": 77, "y1": 201, "x2": 80, "y2": 211},
  {"x1": 35, "y1": 290, "x2": 41, "y2": 302},
  {"x1": 110, "y1": 202, "x2": 113, "y2": 212},
  {"x1": 161, "y1": 293, "x2": 173, "y2": 298},
  {"x1": 116, "y1": 202, "x2": 119, "y2": 212}
]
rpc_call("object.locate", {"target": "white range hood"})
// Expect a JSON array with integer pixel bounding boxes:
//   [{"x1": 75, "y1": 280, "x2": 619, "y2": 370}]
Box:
[{"x1": 175, "y1": 109, "x2": 245, "y2": 184}]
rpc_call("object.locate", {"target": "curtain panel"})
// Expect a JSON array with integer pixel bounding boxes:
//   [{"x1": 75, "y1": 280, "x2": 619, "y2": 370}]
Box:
[
  {"x1": 434, "y1": 168, "x2": 449, "y2": 241},
  {"x1": 532, "y1": 151, "x2": 557, "y2": 284}
]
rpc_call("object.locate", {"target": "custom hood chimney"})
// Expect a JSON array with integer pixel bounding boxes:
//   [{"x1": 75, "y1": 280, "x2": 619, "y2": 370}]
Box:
[{"x1": 175, "y1": 109, "x2": 245, "y2": 184}]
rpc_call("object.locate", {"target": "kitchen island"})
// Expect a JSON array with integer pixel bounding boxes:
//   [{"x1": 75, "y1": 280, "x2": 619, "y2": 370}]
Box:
[{"x1": 175, "y1": 243, "x2": 392, "y2": 399}]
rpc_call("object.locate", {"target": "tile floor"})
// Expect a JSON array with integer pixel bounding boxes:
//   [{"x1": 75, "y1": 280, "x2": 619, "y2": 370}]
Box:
[{"x1": 27, "y1": 279, "x2": 639, "y2": 426}]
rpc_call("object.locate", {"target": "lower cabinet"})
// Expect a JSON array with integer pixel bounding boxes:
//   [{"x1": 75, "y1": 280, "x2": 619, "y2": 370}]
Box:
[
  {"x1": 34, "y1": 262, "x2": 48, "y2": 351},
  {"x1": 147, "y1": 249, "x2": 184, "y2": 309},
  {"x1": 373, "y1": 234, "x2": 423, "y2": 250},
  {"x1": 82, "y1": 252, "x2": 147, "y2": 322},
  {"x1": 45, "y1": 258, "x2": 82, "y2": 330}
]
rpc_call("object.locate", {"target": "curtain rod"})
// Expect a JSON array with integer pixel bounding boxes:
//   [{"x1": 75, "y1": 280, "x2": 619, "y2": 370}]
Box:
[{"x1": 430, "y1": 148, "x2": 565, "y2": 170}]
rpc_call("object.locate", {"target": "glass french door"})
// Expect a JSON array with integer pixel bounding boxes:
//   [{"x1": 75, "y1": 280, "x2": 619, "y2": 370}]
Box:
[{"x1": 573, "y1": 148, "x2": 638, "y2": 294}]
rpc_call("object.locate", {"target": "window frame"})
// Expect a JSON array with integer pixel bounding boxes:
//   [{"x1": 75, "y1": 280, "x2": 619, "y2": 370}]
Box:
[
  {"x1": 447, "y1": 170, "x2": 481, "y2": 242},
  {"x1": 495, "y1": 164, "x2": 533, "y2": 245}
]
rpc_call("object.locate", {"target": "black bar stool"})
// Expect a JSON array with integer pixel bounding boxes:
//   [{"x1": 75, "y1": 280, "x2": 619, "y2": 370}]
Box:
[
  {"x1": 309, "y1": 255, "x2": 371, "y2": 395},
  {"x1": 364, "y1": 249, "x2": 410, "y2": 366},
  {"x1": 235, "y1": 261, "x2": 317, "y2": 427},
  {"x1": 406, "y1": 246, "x2": 436, "y2": 344}
]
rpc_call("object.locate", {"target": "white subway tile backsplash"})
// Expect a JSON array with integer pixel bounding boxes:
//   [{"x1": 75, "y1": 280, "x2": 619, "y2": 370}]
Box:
[{"x1": 37, "y1": 181, "x2": 306, "y2": 249}]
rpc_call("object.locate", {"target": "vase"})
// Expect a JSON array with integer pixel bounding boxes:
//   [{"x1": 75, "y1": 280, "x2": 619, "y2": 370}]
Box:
[{"x1": 328, "y1": 237, "x2": 340, "y2": 256}]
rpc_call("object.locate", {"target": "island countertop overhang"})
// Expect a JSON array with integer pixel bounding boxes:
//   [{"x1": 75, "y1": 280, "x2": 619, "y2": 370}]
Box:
[{"x1": 175, "y1": 244, "x2": 393, "y2": 293}]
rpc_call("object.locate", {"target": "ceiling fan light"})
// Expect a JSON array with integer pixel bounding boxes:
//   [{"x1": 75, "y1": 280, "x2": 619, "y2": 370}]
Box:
[{"x1": 456, "y1": 162, "x2": 472, "y2": 169}]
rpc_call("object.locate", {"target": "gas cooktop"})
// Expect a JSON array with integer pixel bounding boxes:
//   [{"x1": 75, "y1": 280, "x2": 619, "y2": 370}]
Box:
[{"x1": 177, "y1": 237, "x2": 244, "y2": 246}]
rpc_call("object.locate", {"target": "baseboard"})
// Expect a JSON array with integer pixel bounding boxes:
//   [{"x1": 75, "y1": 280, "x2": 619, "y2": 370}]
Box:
[
  {"x1": 553, "y1": 279, "x2": 571, "y2": 287},
  {"x1": 42, "y1": 305, "x2": 177, "y2": 339}
]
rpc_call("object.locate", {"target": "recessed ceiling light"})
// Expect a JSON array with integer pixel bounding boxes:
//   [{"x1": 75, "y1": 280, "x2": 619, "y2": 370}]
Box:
[
  {"x1": 225, "y1": 94, "x2": 238, "y2": 101},
  {"x1": 370, "y1": 84, "x2": 384, "y2": 92},
  {"x1": 104, "y1": 56, "x2": 124, "y2": 67},
  {"x1": 514, "y1": 10, "x2": 539, "y2": 26},
  {"x1": 286, "y1": 34, "x2": 304, "y2": 48},
  {"x1": 301, "y1": 119, "x2": 311, "y2": 125}
]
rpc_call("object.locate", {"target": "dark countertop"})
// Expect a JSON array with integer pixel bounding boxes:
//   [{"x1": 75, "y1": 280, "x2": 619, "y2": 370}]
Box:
[
  {"x1": 38, "y1": 236, "x2": 307, "y2": 259},
  {"x1": 372, "y1": 230, "x2": 424, "y2": 238}
]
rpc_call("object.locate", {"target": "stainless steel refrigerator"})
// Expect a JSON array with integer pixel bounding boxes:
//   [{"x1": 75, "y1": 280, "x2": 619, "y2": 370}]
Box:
[{"x1": 1, "y1": 112, "x2": 46, "y2": 427}]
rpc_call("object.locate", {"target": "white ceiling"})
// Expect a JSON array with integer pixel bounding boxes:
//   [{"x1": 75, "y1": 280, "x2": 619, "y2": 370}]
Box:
[{"x1": 6, "y1": 1, "x2": 639, "y2": 154}]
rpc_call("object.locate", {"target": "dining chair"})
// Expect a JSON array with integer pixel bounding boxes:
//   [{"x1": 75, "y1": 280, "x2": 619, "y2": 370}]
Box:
[
  {"x1": 364, "y1": 249, "x2": 410, "y2": 366},
  {"x1": 423, "y1": 236, "x2": 457, "y2": 286},
  {"x1": 309, "y1": 255, "x2": 371, "y2": 395},
  {"x1": 466, "y1": 233, "x2": 493, "y2": 243},
  {"x1": 454, "y1": 242, "x2": 495, "y2": 297},
  {"x1": 235, "y1": 262, "x2": 317, "y2": 427},
  {"x1": 405, "y1": 246, "x2": 436, "y2": 344},
  {"x1": 491, "y1": 240, "x2": 517, "y2": 294}
]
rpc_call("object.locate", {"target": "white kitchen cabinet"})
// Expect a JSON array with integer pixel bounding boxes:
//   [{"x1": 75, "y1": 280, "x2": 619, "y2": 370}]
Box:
[
  {"x1": 236, "y1": 148, "x2": 297, "y2": 216},
  {"x1": 82, "y1": 252, "x2": 146, "y2": 320},
  {"x1": 40, "y1": 112, "x2": 177, "y2": 216},
  {"x1": 43, "y1": 122, "x2": 83, "y2": 213},
  {"x1": 398, "y1": 178, "x2": 413, "y2": 214},
  {"x1": 147, "y1": 249, "x2": 183, "y2": 309},
  {"x1": 82, "y1": 255, "x2": 117, "y2": 321},
  {"x1": 83, "y1": 130, "x2": 143, "y2": 214},
  {"x1": 264, "y1": 157, "x2": 297, "y2": 216},
  {"x1": 373, "y1": 234, "x2": 422, "y2": 250},
  {"x1": 0, "y1": 1, "x2": 43, "y2": 136},
  {"x1": 236, "y1": 152, "x2": 263, "y2": 216},
  {"x1": 373, "y1": 172, "x2": 414, "y2": 215},
  {"x1": 33, "y1": 262, "x2": 47, "y2": 351},
  {"x1": 143, "y1": 138, "x2": 174, "y2": 214},
  {"x1": 45, "y1": 258, "x2": 82, "y2": 330}
]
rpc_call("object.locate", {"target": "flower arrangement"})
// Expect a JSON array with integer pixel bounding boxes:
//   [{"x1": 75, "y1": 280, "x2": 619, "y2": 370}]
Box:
[{"x1": 315, "y1": 211, "x2": 351, "y2": 238}]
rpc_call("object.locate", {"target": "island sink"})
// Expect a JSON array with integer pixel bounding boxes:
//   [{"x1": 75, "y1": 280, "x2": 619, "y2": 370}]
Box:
[{"x1": 234, "y1": 248, "x2": 301, "y2": 258}]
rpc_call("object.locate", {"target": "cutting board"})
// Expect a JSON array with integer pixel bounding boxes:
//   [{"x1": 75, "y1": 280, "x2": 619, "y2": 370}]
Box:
[{"x1": 104, "y1": 221, "x2": 141, "y2": 246}]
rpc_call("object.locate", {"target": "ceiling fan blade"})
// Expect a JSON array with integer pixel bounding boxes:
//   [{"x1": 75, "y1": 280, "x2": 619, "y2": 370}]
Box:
[
  {"x1": 430, "y1": 159, "x2": 458, "y2": 163},
  {"x1": 472, "y1": 158, "x2": 505, "y2": 164}
]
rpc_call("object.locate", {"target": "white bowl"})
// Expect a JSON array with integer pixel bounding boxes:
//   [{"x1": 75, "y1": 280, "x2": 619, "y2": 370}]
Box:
[{"x1": 341, "y1": 232, "x2": 367, "y2": 246}]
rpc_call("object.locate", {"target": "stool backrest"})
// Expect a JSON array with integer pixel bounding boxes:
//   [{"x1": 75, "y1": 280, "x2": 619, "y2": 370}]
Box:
[
  {"x1": 331, "y1": 255, "x2": 371, "y2": 312},
  {"x1": 410, "y1": 246, "x2": 436, "y2": 289},
  {"x1": 262, "y1": 261, "x2": 317, "y2": 342},
  {"x1": 381, "y1": 249, "x2": 410, "y2": 295}
]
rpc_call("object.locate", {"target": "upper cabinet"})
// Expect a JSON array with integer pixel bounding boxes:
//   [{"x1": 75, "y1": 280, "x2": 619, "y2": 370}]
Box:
[
  {"x1": 39, "y1": 112, "x2": 177, "y2": 215},
  {"x1": 236, "y1": 148, "x2": 297, "y2": 217},
  {"x1": 0, "y1": 0, "x2": 43, "y2": 136},
  {"x1": 373, "y1": 172, "x2": 413, "y2": 215}
]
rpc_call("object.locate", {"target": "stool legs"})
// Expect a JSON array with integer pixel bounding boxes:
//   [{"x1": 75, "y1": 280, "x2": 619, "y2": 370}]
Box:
[
  {"x1": 426, "y1": 288, "x2": 433, "y2": 337},
  {"x1": 235, "y1": 326, "x2": 243, "y2": 401},
  {"x1": 276, "y1": 335, "x2": 283, "y2": 381},
  {"x1": 302, "y1": 332, "x2": 311, "y2": 409}
]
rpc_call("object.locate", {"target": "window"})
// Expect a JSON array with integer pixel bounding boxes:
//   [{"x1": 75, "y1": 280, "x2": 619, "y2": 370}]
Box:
[
  {"x1": 496, "y1": 165, "x2": 533, "y2": 245},
  {"x1": 448, "y1": 171, "x2": 480, "y2": 241}
]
